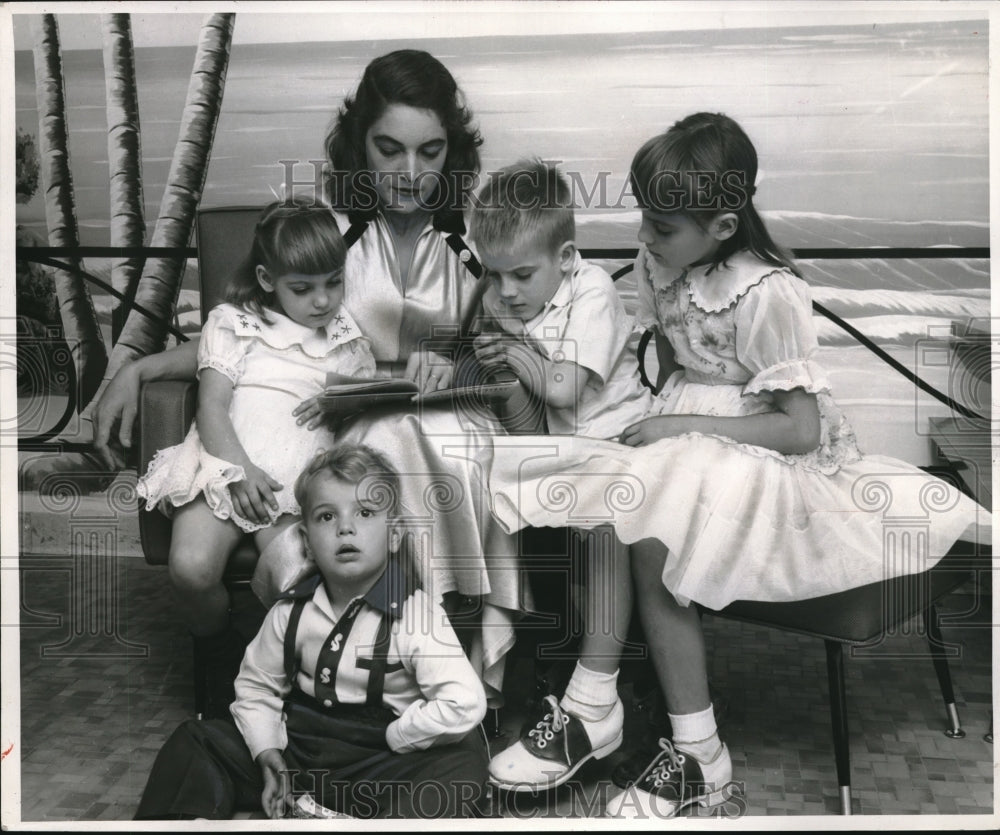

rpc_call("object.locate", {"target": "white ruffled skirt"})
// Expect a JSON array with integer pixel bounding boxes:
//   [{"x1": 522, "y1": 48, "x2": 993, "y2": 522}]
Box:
[
  {"x1": 137, "y1": 389, "x2": 332, "y2": 533},
  {"x1": 487, "y1": 375, "x2": 989, "y2": 610}
]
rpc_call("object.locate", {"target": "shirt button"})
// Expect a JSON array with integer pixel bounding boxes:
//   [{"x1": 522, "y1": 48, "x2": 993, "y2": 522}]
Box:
[
  {"x1": 459, "y1": 249, "x2": 471, "y2": 263},
  {"x1": 390, "y1": 602, "x2": 398, "y2": 609},
  {"x1": 323, "y1": 699, "x2": 332, "y2": 708}
]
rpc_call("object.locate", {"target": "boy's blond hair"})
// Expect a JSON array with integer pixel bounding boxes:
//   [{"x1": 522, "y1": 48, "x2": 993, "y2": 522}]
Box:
[
  {"x1": 469, "y1": 158, "x2": 575, "y2": 256},
  {"x1": 294, "y1": 443, "x2": 401, "y2": 518}
]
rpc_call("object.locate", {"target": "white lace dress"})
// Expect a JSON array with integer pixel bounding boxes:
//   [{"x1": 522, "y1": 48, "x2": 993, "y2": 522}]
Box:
[
  {"x1": 487, "y1": 251, "x2": 990, "y2": 610},
  {"x1": 137, "y1": 303, "x2": 376, "y2": 532}
]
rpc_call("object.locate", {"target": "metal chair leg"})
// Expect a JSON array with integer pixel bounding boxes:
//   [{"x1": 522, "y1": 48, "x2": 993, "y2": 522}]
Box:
[
  {"x1": 192, "y1": 635, "x2": 208, "y2": 720},
  {"x1": 922, "y1": 604, "x2": 965, "y2": 739},
  {"x1": 824, "y1": 640, "x2": 852, "y2": 815},
  {"x1": 484, "y1": 707, "x2": 503, "y2": 740}
]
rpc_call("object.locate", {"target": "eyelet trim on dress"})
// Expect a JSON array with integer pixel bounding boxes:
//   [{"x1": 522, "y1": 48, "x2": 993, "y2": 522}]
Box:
[
  {"x1": 198, "y1": 358, "x2": 240, "y2": 383},
  {"x1": 137, "y1": 443, "x2": 303, "y2": 533}
]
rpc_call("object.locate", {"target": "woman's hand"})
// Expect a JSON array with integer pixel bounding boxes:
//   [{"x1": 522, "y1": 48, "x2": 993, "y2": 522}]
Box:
[
  {"x1": 91, "y1": 362, "x2": 142, "y2": 470},
  {"x1": 230, "y1": 463, "x2": 283, "y2": 526},
  {"x1": 92, "y1": 337, "x2": 202, "y2": 470},
  {"x1": 620, "y1": 415, "x2": 694, "y2": 447},
  {"x1": 292, "y1": 396, "x2": 325, "y2": 430},
  {"x1": 257, "y1": 748, "x2": 293, "y2": 819},
  {"x1": 405, "y1": 349, "x2": 454, "y2": 393}
]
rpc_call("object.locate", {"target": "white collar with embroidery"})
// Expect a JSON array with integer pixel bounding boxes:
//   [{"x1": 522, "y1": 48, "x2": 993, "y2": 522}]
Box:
[
  {"x1": 219, "y1": 303, "x2": 364, "y2": 356},
  {"x1": 648, "y1": 250, "x2": 789, "y2": 313}
]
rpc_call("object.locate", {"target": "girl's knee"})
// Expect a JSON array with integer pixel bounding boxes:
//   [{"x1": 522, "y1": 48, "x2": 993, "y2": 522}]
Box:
[{"x1": 168, "y1": 546, "x2": 228, "y2": 594}]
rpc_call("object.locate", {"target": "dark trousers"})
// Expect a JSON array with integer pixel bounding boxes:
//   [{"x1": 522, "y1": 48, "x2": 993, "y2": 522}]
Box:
[{"x1": 134, "y1": 706, "x2": 490, "y2": 820}]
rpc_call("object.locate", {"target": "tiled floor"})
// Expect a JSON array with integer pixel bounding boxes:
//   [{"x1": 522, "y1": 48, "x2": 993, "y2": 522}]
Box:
[{"x1": 12, "y1": 552, "x2": 996, "y2": 824}]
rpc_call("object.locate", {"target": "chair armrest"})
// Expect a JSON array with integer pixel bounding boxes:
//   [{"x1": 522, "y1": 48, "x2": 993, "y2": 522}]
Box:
[
  {"x1": 137, "y1": 379, "x2": 197, "y2": 565},
  {"x1": 137, "y1": 380, "x2": 198, "y2": 473}
]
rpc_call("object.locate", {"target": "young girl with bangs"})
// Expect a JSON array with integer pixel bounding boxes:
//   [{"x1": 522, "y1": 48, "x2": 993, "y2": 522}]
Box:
[{"x1": 138, "y1": 200, "x2": 377, "y2": 717}]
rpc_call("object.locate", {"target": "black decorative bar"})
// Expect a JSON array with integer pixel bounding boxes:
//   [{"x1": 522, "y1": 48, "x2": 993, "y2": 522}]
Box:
[{"x1": 14, "y1": 243, "x2": 992, "y2": 449}]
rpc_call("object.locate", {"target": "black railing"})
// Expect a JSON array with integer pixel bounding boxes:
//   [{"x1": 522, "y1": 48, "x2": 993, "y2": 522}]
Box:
[{"x1": 14, "y1": 243, "x2": 992, "y2": 449}]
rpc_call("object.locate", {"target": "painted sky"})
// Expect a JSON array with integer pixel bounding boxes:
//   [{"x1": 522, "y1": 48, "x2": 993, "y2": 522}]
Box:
[{"x1": 8, "y1": 0, "x2": 994, "y2": 50}]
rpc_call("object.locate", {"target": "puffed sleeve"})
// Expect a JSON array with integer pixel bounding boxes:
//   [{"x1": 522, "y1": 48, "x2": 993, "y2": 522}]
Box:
[
  {"x1": 634, "y1": 250, "x2": 660, "y2": 331},
  {"x1": 735, "y1": 272, "x2": 831, "y2": 396},
  {"x1": 197, "y1": 304, "x2": 249, "y2": 384}
]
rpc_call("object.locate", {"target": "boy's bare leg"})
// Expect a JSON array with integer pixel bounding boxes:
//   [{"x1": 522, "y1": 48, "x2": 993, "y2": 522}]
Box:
[
  {"x1": 486, "y1": 532, "x2": 629, "y2": 789},
  {"x1": 576, "y1": 526, "x2": 632, "y2": 674}
]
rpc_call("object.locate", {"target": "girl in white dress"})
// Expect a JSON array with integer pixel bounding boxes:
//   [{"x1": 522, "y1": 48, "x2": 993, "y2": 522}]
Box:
[
  {"x1": 138, "y1": 200, "x2": 376, "y2": 715},
  {"x1": 485, "y1": 113, "x2": 990, "y2": 816}
]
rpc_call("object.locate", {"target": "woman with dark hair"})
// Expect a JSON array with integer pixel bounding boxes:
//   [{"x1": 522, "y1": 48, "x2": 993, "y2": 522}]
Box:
[
  {"x1": 92, "y1": 49, "x2": 520, "y2": 717},
  {"x1": 326, "y1": 49, "x2": 481, "y2": 222}
]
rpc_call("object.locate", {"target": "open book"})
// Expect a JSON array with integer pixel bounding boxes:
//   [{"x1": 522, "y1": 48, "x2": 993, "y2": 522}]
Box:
[{"x1": 317, "y1": 368, "x2": 519, "y2": 416}]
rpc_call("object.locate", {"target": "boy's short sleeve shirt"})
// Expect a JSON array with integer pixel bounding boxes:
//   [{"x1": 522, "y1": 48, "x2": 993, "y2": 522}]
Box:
[{"x1": 484, "y1": 255, "x2": 652, "y2": 439}]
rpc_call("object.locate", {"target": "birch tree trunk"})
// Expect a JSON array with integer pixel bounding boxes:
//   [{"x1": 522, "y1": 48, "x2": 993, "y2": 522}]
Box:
[
  {"x1": 100, "y1": 12, "x2": 235, "y2": 386},
  {"x1": 31, "y1": 13, "x2": 108, "y2": 407},
  {"x1": 102, "y1": 12, "x2": 145, "y2": 342}
]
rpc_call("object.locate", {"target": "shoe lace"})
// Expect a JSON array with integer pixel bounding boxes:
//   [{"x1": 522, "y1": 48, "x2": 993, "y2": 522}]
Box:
[
  {"x1": 638, "y1": 738, "x2": 686, "y2": 789},
  {"x1": 527, "y1": 695, "x2": 570, "y2": 752}
]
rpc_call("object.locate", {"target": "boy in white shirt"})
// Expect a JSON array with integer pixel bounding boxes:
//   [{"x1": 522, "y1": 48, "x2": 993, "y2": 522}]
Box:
[
  {"x1": 134, "y1": 443, "x2": 489, "y2": 819},
  {"x1": 469, "y1": 159, "x2": 649, "y2": 793},
  {"x1": 471, "y1": 161, "x2": 652, "y2": 438}
]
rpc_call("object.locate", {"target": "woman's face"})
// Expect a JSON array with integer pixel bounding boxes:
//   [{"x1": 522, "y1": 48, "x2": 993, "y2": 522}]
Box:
[{"x1": 365, "y1": 103, "x2": 448, "y2": 214}]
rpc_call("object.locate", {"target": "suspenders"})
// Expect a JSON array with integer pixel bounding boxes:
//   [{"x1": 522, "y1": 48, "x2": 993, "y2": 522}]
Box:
[
  {"x1": 282, "y1": 593, "x2": 398, "y2": 709},
  {"x1": 443, "y1": 232, "x2": 489, "y2": 341},
  {"x1": 342, "y1": 219, "x2": 369, "y2": 250}
]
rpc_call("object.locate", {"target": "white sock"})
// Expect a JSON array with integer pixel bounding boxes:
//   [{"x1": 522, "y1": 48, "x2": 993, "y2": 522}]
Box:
[
  {"x1": 669, "y1": 704, "x2": 722, "y2": 762},
  {"x1": 560, "y1": 661, "x2": 619, "y2": 722}
]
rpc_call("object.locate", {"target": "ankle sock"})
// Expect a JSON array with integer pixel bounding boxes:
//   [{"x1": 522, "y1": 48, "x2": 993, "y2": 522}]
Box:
[
  {"x1": 560, "y1": 661, "x2": 620, "y2": 722},
  {"x1": 669, "y1": 704, "x2": 722, "y2": 763}
]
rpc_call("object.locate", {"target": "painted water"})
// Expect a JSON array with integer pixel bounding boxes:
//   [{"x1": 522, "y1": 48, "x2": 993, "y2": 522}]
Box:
[{"x1": 14, "y1": 18, "x2": 990, "y2": 461}]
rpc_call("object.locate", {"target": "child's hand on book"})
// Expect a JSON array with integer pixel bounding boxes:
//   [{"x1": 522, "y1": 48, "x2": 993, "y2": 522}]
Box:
[
  {"x1": 473, "y1": 333, "x2": 521, "y2": 373},
  {"x1": 405, "y1": 349, "x2": 454, "y2": 394},
  {"x1": 231, "y1": 463, "x2": 283, "y2": 525},
  {"x1": 293, "y1": 395, "x2": 325, "y2": 430}
]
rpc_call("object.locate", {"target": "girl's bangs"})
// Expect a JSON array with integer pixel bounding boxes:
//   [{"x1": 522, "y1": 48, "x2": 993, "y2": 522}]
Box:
[
  {"x1": 270, "y1": 214, "x2": 346, "y2": 276},
  {"x1": 631, "y1": 142, "x2": 699, "y2": 214}
]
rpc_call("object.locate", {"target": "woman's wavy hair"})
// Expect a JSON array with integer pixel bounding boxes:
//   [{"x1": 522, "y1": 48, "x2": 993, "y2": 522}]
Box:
[
  {"x1": 630, "y1": 112, "x2": 799, "y2": 276},
  {"x1": 324, "y1": 49, "x2": 483, "y2": 213},
  {"x1": 226, "y1": 199, "x2": 347, "y2": 324}
]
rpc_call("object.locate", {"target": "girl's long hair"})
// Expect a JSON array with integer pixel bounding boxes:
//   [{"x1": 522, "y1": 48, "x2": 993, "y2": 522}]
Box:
[
  {"x1": 226, "y1": 199, "x2": 347, "y2": 324},
  {"x1": 324, "y1": 49, "x2": 483, "y2": 214},
  {"x1": 630, "y1": 112, "x2": 800, "y2": 276}
]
